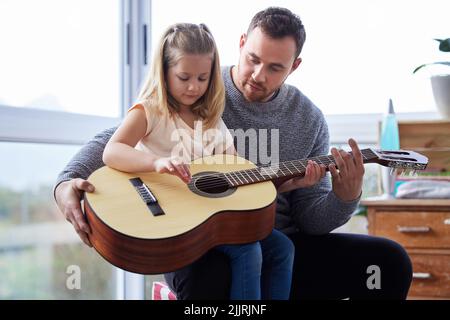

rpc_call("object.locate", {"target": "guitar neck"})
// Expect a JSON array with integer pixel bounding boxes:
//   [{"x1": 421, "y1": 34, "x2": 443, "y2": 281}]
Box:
[{"x1": 223, "y1": 148, "x2": 378, "y2": 187}]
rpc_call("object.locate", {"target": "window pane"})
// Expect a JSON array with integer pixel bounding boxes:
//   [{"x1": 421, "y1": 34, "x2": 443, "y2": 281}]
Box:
[
  {"x1": 151, "y1": 0, "x2": 450, "y2": 114},
  {"x1": 0, "y1": 142, "x2": 117, "y2": 299},
  {"x1": 0, "y1": 0, "x2": 121, "y2": 117}
]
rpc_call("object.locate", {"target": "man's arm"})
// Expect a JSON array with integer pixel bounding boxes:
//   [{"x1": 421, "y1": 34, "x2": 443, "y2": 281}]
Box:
[
  {"x1": 289, "y1": 122, "x2": 362, "y2": 235},
  {"x1": 54, "y1": 127, "x2": 117, "y2": 193},
  {"x1": 54, "y1": 126, "x2": 117, "y2": 246}
]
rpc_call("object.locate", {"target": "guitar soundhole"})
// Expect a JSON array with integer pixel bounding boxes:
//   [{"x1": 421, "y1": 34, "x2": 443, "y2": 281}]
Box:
[{"x1": 188, "y1": 171, "x2": 236, "y2": 198}]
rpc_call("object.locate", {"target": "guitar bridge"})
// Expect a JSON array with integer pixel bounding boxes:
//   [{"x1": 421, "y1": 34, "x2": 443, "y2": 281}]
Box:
[{"x1": 129, "y1": 178, "x2": 164, "y2": 216}]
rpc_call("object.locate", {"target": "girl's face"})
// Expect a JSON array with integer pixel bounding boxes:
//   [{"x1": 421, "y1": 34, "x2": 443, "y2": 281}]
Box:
[{"x1": 166, "y1": 53, "x2": 213, "y2": 109}]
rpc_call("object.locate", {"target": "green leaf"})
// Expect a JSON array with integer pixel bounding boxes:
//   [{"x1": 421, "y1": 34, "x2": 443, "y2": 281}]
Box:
[
  {"x1": 413, "y1": 64, "x2": 427, "y2": 74},
  {"x1": 413, "y1": 61, "x2": 450, "y2": 74},
  {"x1": 435, "y1": 38, "x2": 450, "y2": 52}
]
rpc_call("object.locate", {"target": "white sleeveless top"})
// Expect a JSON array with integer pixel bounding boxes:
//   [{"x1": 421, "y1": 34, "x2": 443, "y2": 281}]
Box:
[{"x1": 129, "y1": 102, "x2": 235, "y2": 163}]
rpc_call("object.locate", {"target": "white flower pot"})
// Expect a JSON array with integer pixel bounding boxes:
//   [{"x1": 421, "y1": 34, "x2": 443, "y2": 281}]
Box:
[{"x1": 431, "y1": 74, "x2": 450, "y2": 119}]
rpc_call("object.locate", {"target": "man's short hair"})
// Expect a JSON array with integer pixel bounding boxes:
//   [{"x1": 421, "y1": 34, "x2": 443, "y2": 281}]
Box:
[{"x1": 247, "y1": 7, "x2": 306, "y2": 58}]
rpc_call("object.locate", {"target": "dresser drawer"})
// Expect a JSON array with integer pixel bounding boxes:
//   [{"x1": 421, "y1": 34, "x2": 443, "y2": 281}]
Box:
[
  {"x1": 408, "y1": 252, "x2": 450, "y2": 298},
  {"x1": 372, "y1": 211, "x2": 450, "y2": 249}
]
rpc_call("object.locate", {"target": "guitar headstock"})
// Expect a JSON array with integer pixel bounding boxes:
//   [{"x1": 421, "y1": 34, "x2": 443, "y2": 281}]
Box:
[{"x1": 365, "y1": 148, "x2": 429, "y2": 172}]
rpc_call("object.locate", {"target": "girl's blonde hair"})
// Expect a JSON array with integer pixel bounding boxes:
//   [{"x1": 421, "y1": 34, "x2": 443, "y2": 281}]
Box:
[{"x1": 137, "y1": 23, "x2": 225, "y2": 129}]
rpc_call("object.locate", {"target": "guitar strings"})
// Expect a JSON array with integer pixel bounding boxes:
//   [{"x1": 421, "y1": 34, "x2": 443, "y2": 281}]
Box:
[
  {"x1": 189, "y1": 149, "x2": 376, "y2": 190},
  {"x1": 190, "y1": 149, "x2": 423, "y2": 190},
  {"x1": 190, "y1": 153, "x2": 370, "y2": 190},
  {"x1": 190, "y1": 150, "x2": 376, "y2": 189}
]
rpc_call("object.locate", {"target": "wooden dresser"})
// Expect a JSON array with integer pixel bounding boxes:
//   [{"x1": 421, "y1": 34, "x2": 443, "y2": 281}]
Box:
[
  {"x1": 363, "y1": 119, "x2": 450, "y2": 299},
  {"x1": 362, "y1": 199, "x2": 450, "y2": 299}
]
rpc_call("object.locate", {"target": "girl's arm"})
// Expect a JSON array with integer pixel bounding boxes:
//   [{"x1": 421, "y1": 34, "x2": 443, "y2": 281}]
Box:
[
  {"x1": 103, "y1": 106, "x2": 157, "y2": 172},
  {"x1": 102, "y1": 106, "x2": 191, "y2": 182},
  {"x1": 223, "y1": 145, "x2": 237, "y2": 156}
]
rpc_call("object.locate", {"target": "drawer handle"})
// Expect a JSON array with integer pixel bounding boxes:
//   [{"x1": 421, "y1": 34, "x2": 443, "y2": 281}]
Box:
[
  {"x1": 397, "y1": 226, "x2": 431, "y2": 233},
  {"x1": 413, "y1": 272, "x2": 432, "y2": 279}
]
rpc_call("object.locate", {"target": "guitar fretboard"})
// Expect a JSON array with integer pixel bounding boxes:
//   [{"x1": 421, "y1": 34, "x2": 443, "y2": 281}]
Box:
[{"x1": 223, "y1": 148, "x2": 377, "y2": 187}]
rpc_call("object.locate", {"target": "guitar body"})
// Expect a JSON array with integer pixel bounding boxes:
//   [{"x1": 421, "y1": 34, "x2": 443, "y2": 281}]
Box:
[
  {"x1": 84, "y1": 154, "x2": 277, "y2": 274},
  {"x1": 84, "y1": 148, "x2": 428, "y2": 275}
]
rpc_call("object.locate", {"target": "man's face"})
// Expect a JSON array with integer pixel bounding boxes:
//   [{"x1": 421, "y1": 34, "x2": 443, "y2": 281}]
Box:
[{"x1": 234, "y1": 27, "x2": 301, "y2": 102}]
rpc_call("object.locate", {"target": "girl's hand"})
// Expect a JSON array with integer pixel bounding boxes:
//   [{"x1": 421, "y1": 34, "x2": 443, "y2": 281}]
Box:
[
  {"x1": 277, "y1": 160, "x2": 326, "y2": 193},
  {"x1": 154, "y1": 156, "x2": 191, "y2": 183}
]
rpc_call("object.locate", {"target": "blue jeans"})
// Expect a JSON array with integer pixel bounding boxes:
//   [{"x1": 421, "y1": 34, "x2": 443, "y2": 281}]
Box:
[{"x1": 215, "y1": 229, "x2": 294, "y2": 300}]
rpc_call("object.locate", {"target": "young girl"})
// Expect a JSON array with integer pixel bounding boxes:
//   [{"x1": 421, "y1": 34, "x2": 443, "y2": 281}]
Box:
[{"x1": 102, "y1": 23, "x2": 295, "y2": 300}]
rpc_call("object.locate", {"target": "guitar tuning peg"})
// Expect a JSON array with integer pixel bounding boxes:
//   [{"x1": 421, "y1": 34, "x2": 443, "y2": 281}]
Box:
[{"x1": 389, "y1": 167, "x2": 396, "y2": 176}]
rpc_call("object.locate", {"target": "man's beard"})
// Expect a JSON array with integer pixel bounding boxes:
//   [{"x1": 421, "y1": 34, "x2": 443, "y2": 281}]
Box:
[{"x1": 242, "y1": 80, "x2": 277, "y2": 102}]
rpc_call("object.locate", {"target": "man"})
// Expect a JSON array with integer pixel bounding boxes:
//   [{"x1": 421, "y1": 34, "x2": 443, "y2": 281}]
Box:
[{"x1": 55, "y1": 7, "x2": 412, "y2": 299}]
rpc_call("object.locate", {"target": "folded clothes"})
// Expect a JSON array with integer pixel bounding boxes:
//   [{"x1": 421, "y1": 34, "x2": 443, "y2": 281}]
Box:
[{"x1": 395, "y1": 180, "x2": 450, "y2": 199}]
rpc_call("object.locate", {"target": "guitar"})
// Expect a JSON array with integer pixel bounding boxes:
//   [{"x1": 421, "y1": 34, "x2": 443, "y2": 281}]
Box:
[{"x1": 84, "y1": 148, "x2": 428, "y2": 274}]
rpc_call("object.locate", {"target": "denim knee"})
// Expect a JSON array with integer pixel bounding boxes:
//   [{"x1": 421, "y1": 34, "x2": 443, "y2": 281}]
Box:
[
  {"x1": 216, "y1": 242, "x2": 263, "y2": 267},
  {"x1": 282, "y1": 235, "x2": 295, "y2": 258},
  {"x1": 274, "y1": 230, "x2": 295, "y2": 256}
]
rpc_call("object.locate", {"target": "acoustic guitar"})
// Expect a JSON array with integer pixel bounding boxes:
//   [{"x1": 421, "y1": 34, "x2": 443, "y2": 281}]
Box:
[{"x1": 84, "y1": 149, "x2": 428, "y2": 274}]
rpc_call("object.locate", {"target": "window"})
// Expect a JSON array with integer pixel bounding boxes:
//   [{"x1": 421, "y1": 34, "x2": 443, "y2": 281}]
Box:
[
  {"x1": 0, "y1": 142, "x2": 117, "y2": 299},
  {"x1": 0, "y1": 0, "x2": 150, "y2": 300},
  {"x1": 0, "y1": 0, "x2": 121, "y2": 117},
  {"x1": 150, "y1": 0, "x2": 449, "y2": 115}
]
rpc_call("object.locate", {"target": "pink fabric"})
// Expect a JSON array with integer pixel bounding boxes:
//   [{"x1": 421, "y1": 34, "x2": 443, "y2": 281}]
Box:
[{"x1": 151, "y1": 281, "x2": 177, "y2": 300}]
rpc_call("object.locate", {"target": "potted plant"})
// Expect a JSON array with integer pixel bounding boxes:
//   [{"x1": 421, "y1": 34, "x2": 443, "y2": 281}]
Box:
[{"x1": 413, "y1": 38, "x2": 450, "y2": 119}]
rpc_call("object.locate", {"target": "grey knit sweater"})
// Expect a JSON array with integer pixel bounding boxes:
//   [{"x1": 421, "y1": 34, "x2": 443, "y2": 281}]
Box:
[{"x1": 55, "y1": 66, "x2": 359, "y2": 235}]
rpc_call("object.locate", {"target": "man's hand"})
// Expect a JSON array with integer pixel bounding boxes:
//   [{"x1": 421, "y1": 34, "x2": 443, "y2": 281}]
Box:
[
  {"x1": 278, "y1": 160, "x2": 326, "y2": 193},
  {"x1": 55, "y1": 178, "x2": 94, "y2": 247},
  {"x1": 328, "y1": 138, "x2": 365, "y2": 202}
]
